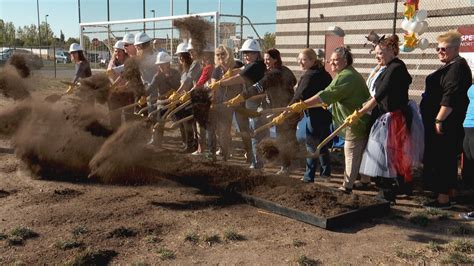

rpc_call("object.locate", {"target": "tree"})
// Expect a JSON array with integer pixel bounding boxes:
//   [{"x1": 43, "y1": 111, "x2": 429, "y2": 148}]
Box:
[
  {"x1": 3, "y1": 21, "x2": 16, "y2": 46},
  {"x1": 40, "y1": 21, "x2": 53, "y2": 46},
  {"x1": 261, "y1": 32, "x2": 276, "y2": 52},
  {"x1": 17, "y1": 24, "x2": 39, "y2": 47},
  {"x1": 60, "y1": 30, "x2": 65, "y2": 43}
]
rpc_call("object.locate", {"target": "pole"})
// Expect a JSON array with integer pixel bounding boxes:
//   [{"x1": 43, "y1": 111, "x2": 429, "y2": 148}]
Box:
[
  {"x1": 392, "y1": 0, "x2": 398, "y2": 35},
  {"x1": 186, "y1": 0, "x2": 189, "y2": 14},
  {"x1": 240, "y1": 0, "x2": 243, "y2": 46},
  {"x1": 143, "y1": 0, "x2": 146, "y2": 32},
  {"x1": 170, "y1": 0, "x2": 174, "y2": 55},
  {"x1": 45, "y1": 14, "x2": 49, "y2": 59},
  {"x1": 107, "y1": 0, "x2": 110, "y2": 21},
  {"x1": 306, "y1": 0, "x2": 310, "y2": 48},
  {"x1": 151, "y1": 10, "x2": 155, "y2": 39},
  {"x1": 78, "y1": 0, "x2": 81, "y2": 23},
  {"x1": 36, "y1": 0, "x2": 42, "y2": 60}
]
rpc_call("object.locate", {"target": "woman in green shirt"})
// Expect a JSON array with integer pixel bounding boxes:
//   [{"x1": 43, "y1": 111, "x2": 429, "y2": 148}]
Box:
[{"x1": 289, "y1": 47, "x2": 371, "y2": 193}]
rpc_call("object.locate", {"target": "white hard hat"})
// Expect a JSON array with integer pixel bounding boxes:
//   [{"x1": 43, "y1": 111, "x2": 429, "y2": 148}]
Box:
[
  {"x1": 187, "y1": 39, "x2": 194, "y2": 50},
  {"x1": 69, "y1": 43, "x2": 83, "y2": 53},
  {"x1": 175, "y1": 42, "x2": 189, "y2": 54},
  {"x1": 134, "y1": 32, "x2": 151, "y2": 45},
  {"x1": 122, "y1": 33, "x2": 135, "y2": 44},
  {"x1": 240, "y1": 39, "x2": 261, "y2": 52},
  {"x1": 113, "y1": 40, "x2": 126, "y2": 50},
  {"x1": 155, "y1": 51, "x2": 172, "y2": 65}
]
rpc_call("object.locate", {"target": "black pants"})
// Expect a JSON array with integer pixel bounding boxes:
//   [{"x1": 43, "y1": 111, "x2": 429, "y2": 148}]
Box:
[
  {"x1": 463, "y1": 127, "x2": 474, "y2": 189},
  {"x1": 422, "y1": 122, "x2": 463, "y2": 194}
]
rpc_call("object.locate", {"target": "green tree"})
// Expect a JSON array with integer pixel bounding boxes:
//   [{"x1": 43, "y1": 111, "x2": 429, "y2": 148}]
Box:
[
  {"x1": 17, "y1": 24, "x2": 39, "y2": 47},
  {"x1": 60, "y1": 30, "x2": 65, "y2": 43},
  {"x1": 3, "y1": 21, "x2": 16, "y2": 46},
  {"x1": 261, "y1": 32, "x2": 276, "y2": 52},
  {"x1": 40, "y1": 21, "x2": 53, "y2": 46}
]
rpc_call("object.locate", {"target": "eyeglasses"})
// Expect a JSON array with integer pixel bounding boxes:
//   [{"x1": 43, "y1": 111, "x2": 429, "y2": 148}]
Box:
[
  {"x1": 124, "y1": 44, "x2": 130, "y2": 47},
  {"x1": 436, "y1": 46, "x2": 454, "y2": 52}
]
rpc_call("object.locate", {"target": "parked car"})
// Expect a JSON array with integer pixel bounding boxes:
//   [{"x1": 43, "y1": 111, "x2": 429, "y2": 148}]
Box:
[
  {"x1": 55, "y1": 51, "x2": 68, "y2": 64},
  {"x1": 3, "y1": 49, "x2": 43, "y2": 69}
]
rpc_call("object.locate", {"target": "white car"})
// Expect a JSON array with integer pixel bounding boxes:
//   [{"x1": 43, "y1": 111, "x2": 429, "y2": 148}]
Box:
[{"x1": 55, "y1": 51, "x2": 68, "y2": 64}]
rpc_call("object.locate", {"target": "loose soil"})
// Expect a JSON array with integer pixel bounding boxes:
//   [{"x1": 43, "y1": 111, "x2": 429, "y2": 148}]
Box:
[{"x1": 0, "y1": 74, "x2": 473, "y2": 265}]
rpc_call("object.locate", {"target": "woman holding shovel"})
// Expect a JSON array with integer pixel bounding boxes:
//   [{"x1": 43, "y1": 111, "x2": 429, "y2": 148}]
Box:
[{"x1": 288, "y1": 47, "x2": 371, "y2": 191}]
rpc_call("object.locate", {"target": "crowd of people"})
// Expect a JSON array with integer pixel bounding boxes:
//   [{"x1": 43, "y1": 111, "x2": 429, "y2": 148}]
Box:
[{"x1": 66, "y1": 29, "x2": 473, "y2": 216}]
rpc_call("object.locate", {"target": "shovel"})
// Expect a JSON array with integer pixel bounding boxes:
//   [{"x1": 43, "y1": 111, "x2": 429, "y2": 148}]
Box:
[{"x1": 304, "y1": 120, "x2": 350, "y2": 159}]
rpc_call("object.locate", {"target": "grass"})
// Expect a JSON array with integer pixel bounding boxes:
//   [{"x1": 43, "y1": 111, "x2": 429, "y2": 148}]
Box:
[
  {"x1": 71, "y1": 225, "x2": 88, "y2": 237},
  {"x1": 223, "y1": 230, "x2": 245, "y2": 241},
  {"x1": 293, "y1": 239, "x2": 306, "y2": 247},
  {"x1": 107, "y1": 227, "x2": 137, "y2": 238},
  {"x1": 7, "y1": 236, "x2": 24, "y2": 246},
  {"x1": 55, "y1": 239, "x2": 84, "y2": 250},
  {"x1": 422, "y1": 209, "x2": 450, "y2": 220},
  {"x1": 157, "y1": 247, "x2": 176, "y2": 260},
  {"x1": 184, "y1": 232, "x2": 199, "y2": 244},
  {"x1": 10, "y1": 226, "x2": 39, "y2": 240},
  {"x1": 448, "y1": 239, "x2": 474, "y2": 253},
  {"x1": 440, "y1": 251, "x2": 473, "y2": 264},
  {"x1": 448, "y1": 224, "x2": 473, "y2": 236},
  {"x1": 296, "y1": 255, "x2": 321, "y2": 266},
  {"x1": 68, "y1": 249, "x2": 117, "y2": 265},
  {"x1": 426, "y1": 241, "x2": 442, "y2": 252},
  {"x1": 408, "y1": 213, "x2": 430, "y2": 227},
  {"x1": 395, "y1": 247, "x2": 425, "y2": 261},
  {"x1": 203, "y1": 234, "x2": 221, "y2": 246},
  {"x1": 144, "y1": 235, "x2": 161, "y2": 244}
]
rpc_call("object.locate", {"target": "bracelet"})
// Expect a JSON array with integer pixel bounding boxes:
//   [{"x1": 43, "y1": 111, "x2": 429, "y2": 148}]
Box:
[{"x1": 435, "y1": 119, "x2": 444, "y2": 124}]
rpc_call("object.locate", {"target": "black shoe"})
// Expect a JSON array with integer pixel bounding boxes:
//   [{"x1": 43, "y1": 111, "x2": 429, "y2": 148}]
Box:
[
  {"x1": 338, "y1": 186, "x2": 352, "y2": 194},
  {"x1": 353, "y1": 181, "x2": 371, "y2": 191},
  {"x1": 423, "y1": 200, "x2": 452, "y2": 210},
  {"x1": 300, "y1": 177, "x2": 314, "y2": 183}
]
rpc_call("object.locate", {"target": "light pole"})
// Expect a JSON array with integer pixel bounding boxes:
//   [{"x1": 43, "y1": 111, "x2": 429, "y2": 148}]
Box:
[
  {"x1": 45, "y1": 14, "x2": 49, "y2": 59},
  {"x1": 36, "y1": 0, "x2": 42, "y2": 59},
  {"x1": 150, "y1": 9, "x2": 155, "y2": 39}
]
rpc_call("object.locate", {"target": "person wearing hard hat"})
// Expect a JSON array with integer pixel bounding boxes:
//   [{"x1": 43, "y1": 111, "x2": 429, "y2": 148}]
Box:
[
  {"x1": 208, "y1": 38, "x2": 268, "y2": 169},
  {"x1": 134, "y1": 32, "x2": 158, "y2": 85},
  {"x1": 122, "y1": 33, "x2": 137, "y2": 57},
  {"x1": 68, "y1": 43, "x2": 92, "y2": 92},
  {"x1": 146, "y1": 51, "x2": 181, "y2": 147},
  {"x1": 176, "y1": 39, "x2": 202, "y2": 93},
  {"x1": 152, "y1": 39, "x2": 167, "y2": 53},
  {"x1": 173, "y1": 41, "x2": 198, "y2": 152},
  {"x1": 106, "y1": 40, "x2": 134, "y2": 130}
]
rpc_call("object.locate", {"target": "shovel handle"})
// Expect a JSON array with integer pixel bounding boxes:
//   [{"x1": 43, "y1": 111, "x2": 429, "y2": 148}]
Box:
[{"x1": 316, "y1": 120, "x2": 350, "y2": 151}]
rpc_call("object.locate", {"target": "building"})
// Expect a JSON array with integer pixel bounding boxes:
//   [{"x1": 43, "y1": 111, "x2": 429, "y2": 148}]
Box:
[{"x1": 275, "y1": 0, "x2": 474, "y2": 99}]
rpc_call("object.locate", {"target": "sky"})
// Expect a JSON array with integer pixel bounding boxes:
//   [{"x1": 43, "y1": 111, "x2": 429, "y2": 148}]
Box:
[{"x1": 0, "y1": 0, "x2": 276, "y2": 40}]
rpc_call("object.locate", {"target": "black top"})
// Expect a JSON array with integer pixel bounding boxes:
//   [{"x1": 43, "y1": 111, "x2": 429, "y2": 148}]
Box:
[
  {"x1": 373, "y1": 57, "x2": 412, "y2": 116},
  {"x1": 242, "y1": 65, "x2": 297, "y2": 108},
  {"x1": 148, "y1": 68, "x2": 181, "y2": 99},
  {"x1": 420, "y1": 56, "x2": 472, "y2": 129},
  {"x1": 73, "y1": 60, "x2": 92, "y2": 84},
  {"x1": 292, "y1": 65, "x2": 332, "y2": 124},
  {"x1": 240, "y1": 60, "x2": 266, "y2": 84}
]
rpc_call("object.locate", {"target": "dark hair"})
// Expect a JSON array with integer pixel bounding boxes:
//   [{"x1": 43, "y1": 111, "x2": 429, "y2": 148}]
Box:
[
  {"x1": 265, "y1": 48, "x2": 282, "y2": 68},
  {"x1": 333, "y1": 46, "x2": 353, "y2": 66},
  {"x1": 75, "y1": 50, "x2": 87, "y2": 62},
  {"x1": 377, "y1": 35, "x2": 400, "y2": 56},
  {"x1": 178, "y1": 52, "x2": 193, "y2": 73}
]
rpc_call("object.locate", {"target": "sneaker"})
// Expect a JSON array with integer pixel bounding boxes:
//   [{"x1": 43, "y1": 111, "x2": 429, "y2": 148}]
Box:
[
  {"x1": 459, "y1": 212, "x2": 474, "y2": 221},
  {"x1": 276, "y1": 167, "x2": 290, "y2": 176},
  {"x1": 338, "y1": 186, "x2": 352, "y2": 194},
  {"x1": 423, "y1": 200, "x2": 452, "y2": 210},
  {"x1": 300, "y1": 177, "x2": 314, "y2": 183},
  {"x1": 249, "y1": 163, "x2": 263, "y2": 170},
  {"x1": 191, "y1": 150, "x2": 202, "y2": 156}
]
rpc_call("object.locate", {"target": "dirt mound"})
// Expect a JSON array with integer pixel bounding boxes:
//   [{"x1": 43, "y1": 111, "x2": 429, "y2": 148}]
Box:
[
  {"x1": 257, "y1": 138, "x2": 280, "y2": 161},
  {"x1": 0, "y1": 101, "x2": 33, "y2": 136},
  {"x1": 10, "y1": 100, "x2": 109, "y2": 180},
  {"x1": 243, "y1": 175, "x2": 381, "y2": 217},
  {"x1": 89, "y1": 121, "x2": 156, "y2": 184},
  {"x1": 173, "y1": 16, "x2": 212, "y2": 56},
  {"x1": 0, "y1": 66, "x2": 31, "y2": 100},
  {"x1": 78, "y1": 73, "x2": 111, "y2": 104},
  {"x1": 7, "y1": 54, "x2": 30, "y2": 78}
]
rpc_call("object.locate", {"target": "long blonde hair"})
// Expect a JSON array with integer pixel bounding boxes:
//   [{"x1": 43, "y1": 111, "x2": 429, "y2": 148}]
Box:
[{"x1": 215, "y1": 45, "x2": 235, "y2": 70}]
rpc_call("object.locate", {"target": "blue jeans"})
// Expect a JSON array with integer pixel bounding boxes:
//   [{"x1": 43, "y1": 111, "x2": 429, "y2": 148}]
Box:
[{"x1": 303, "y1": 113, "x2": 331, "y2": 181}]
